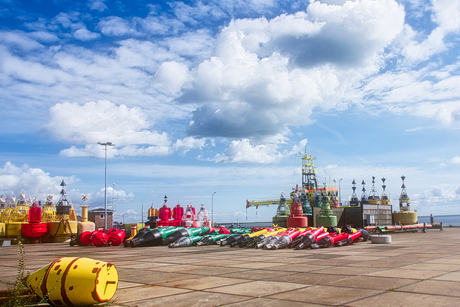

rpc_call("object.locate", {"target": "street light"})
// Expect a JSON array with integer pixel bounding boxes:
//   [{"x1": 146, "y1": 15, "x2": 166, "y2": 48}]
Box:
[
  {"x1": 112, "y1": 183, "x2": 115, "y2": 222},
  {"x1": 339, "y1": 178, "x2": 343, "y2": 205},
  {"x1": 98, "y1": 141, "x2": 115, "y2": 230},
  {"x1": 212, "y1": 192, "x2": 216, "y2": 226}
]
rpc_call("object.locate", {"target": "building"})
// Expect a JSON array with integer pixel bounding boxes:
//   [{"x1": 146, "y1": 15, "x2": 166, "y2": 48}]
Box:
[{"x1": 88, "y1": 208, "x2": 114, "y2": 229}]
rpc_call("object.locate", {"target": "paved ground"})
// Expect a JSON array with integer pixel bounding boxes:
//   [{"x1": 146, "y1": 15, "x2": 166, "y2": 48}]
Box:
[{"x1": 1, "y1": 227, "x2": 459, "y2": 307}]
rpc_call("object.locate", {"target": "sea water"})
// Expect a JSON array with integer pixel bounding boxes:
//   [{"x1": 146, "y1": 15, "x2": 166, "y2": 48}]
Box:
[{"x1": 418, "y1": 215, "x2": 460, "y2": 226}]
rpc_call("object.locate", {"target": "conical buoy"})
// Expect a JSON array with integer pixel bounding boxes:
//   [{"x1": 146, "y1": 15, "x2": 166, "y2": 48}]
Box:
[{"x1": 25, "y1": 257, "x2": 118, "y2": 306}]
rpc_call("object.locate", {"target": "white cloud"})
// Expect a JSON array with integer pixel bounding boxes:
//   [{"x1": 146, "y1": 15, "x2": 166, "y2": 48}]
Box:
[
  {"x1": 0, "y1": 161, "x2": 75, "y2": 201},
  {"x1": 0, "y1": 31, "x2": 44, "y2": 51},
  {"x1": 74, "y1": 27, "x2": 101, "y2": 41},
  {"x1": 182, "y1": 0, "x2": 405, "y2": 140},
  {"x1": 412, "y1": 184, "x2": 460, "y2": 214},
  {"x1": 214, "y1": 139, "x2": 283, "y2": 163},
  {"x1": 452, "y1": 156, "x2": 460, "y2": 164},
  {"x1": 0, "y1": 161, "x2": 134, "y2": 212},
  {"x1": 99, "y1": 16, "x2": 136, "y2": 36},
  {"x1": 402, "y1": 0, "x2": 460, "y2": 62},
  {"x1": 89, "y1": 0, "x2": 108, "y2": 12},
  {"x1": 153, "y1": 61, "x2": 190, "y2": 94},
  {"x1": 44, "y1": 100, "x2": 169, "y2": 146},
  {"x1": 43, "y1": 100, "x2": 208, "y2": 158},
  {"x1": 172, "y1": 137, "x2": 207, "y2": 155}
]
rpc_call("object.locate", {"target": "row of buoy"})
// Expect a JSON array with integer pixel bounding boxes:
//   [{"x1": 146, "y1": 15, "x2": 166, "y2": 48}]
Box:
[
  {"x1": 202, "y1": 226, "x2": 370, "y2": 250},
  {"x1": 123, "y1": 225, "x2": 370, "y2": 250},
  {"x1": 123, "y1": 226, "x2": 250, "y2": 248},
  {"x1": 70, "y1": 228, "x2": 126, "y2": 247}
]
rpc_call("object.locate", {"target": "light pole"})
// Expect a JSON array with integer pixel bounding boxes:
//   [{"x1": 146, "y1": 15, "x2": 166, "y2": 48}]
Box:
[
  {"x1": 212, "y1": 192, "x2": 216, "y2": 226},
  {"x1": 98, "y1": 141, "x2": 115, "y2": 230},
  {"x1": 112, "y1": 183, "x2": 115, "y2": 223},
  {"x1": 339, "y1": 178, "x2": 343, "y2": 205}
]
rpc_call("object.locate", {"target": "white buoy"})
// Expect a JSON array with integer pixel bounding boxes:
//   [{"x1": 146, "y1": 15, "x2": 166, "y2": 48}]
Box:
[{"x1": 371, "y1": 235, "x2": 391, "y2": 244}]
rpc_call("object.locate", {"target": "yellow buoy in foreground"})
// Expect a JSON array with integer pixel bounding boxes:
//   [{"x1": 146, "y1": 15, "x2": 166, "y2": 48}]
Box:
[{"x1": 25, "y1": 257, "x2": 118, "y2": 306}]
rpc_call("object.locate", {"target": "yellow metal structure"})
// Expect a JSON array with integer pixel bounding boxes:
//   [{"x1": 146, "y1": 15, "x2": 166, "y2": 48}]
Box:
[
  {"x1": 367, "y1": 176, "x2": 380, "y2": 205},
  {"x1": 148, "y1": 207, "x2": 159, "y2": 219},
  {"x1": 393, "y1": 175, "x2": 417, "y2": 225},
  {"x1": 42, "y1": 195, "x2": 57, "y2": 223},
  {"x1": 43, "y1": 221, "x2": 77, "y2": 243},
  {"x1": 68, "y1": 206, "x2": 77, "y2": 221},
  {"x1": 26, "y1": 257, "x2": 118, "y2": 307},
  {"x1": 0, "y1": 191, "x2": 30, "y2": 223},
  {"x1": 246, "y1": 147, "x2": 339, "y2": 222},
  {"x1": 394, "y1": 211, "x2": 418, "y2": 225},
  {"x1": 380, "y1": 177, "x2": 390, "y2": 205},
  {"x1": 5, "y1": 222, "x2": 23, "y2": 237}
]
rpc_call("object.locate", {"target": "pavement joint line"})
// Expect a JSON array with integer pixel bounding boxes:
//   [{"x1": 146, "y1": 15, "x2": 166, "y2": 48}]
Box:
[
  {"x1": 202, "y1": 282, "x2": 312, "y2": 298},
  {"x1": 392, "y1": 288, "x2": 460, "y2": 298}
]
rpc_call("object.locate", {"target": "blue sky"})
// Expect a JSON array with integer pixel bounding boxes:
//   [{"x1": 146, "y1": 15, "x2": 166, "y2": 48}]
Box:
[{"x1": 1, "y1": 0, "x2": 460, "y2": 223}]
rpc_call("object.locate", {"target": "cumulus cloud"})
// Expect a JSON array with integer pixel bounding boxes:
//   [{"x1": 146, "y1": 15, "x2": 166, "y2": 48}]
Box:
[
  {"x1": 88, "y1": 186, "x2": 135, "y2": 210},
  {"x1": 0, "y1": 161, "x2": 134, "y2": 211},
  {"x1": 44, "y1": 100, "x2": 207, "y2": 158},
  {"x1": 74, "y1": 27, "x2": 101, "y2": 41},
  {"x1": 0, "y1": 161, "x2": 75, "y2": 201},
  {"x1": 452, "y1": 156, "x2": 460, "y2": 164},
  {"x1": 89, "y1": 0, "x2": 108, "y2": 12},
  {"x1": 412, "y1": 185, "x2": 460, "y2": 213},
  {"x1": 172, "y1": 137, "x2": 207, "y2": 155},
  {"x1": 402, "y1": 0, "x2": 460, "y2": 62},
  {"x1": 214, "y1": 139, "x2": 283, "y2": 163},
  {"x1": 181, "y1": 0, "x2": 405, "y2": 140},
  {"x1": 99, "y1": 16, "x2": 136, "y2": 36},
  {"x1": 153, "y1": 61, "x2": 189, "y2": 94},
  {"x1": 43, "y1": 100, "x2": 170, "y2": 156}
]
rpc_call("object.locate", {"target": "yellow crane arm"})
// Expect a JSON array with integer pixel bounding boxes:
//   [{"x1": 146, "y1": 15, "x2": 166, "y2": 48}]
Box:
[{"x1": 246, "y1": 198, "x2": 293, "y2": 208}]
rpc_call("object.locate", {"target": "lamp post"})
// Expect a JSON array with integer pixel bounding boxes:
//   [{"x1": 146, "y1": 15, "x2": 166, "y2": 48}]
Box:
[
  {"x1": 339, "y1": 178, "x2": 343, "y2": 205},
  {"x1": 112, "y1": 183, "x2": 115, "y2": 222},
  {"x1": 212, "y1": 192, "x2": 216, "y2": 226},
  {"x1": 98, "y1": 141, "x2": 115, "y2": 230}
]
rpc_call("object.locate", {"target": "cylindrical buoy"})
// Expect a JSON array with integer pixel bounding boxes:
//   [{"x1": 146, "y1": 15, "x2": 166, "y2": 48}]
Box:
[
  {"x1": 91, "y1": 230, "x2": 108, "y2": 247},
  {"x1": 25, "y1": 257, "x2": 118, "y2": 306},
  {"x1": 108, "y1": 229, "x2": 126, "y2": 246},
  {"x1": 79, "y1": 231, "x2": 93, "y2": 246}
]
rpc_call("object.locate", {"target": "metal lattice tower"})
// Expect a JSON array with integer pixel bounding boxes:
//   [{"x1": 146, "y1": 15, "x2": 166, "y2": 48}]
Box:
[{"x1": 300, "y1": 146, "x2": 317, "y2": 191}]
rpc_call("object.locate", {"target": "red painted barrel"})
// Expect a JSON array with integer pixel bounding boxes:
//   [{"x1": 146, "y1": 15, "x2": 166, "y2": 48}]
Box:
[
  {"x1": 28, "y1": 203, "x2": 42, "y2": 223},
  {"x1": 108, "y1": 229, "x2": 126, "y2": 246},
  {"x1": 91, "y1": 230, "x2": 108, "y2": 247},
  {"x1": 21, "y1": 222, "x2": 47, "y2": 239},
  {"x1": 79, "y1": 231, "x2": 93, "y2": 245}
]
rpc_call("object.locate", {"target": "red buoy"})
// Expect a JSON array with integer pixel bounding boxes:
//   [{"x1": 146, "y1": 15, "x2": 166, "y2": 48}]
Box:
[
  {"x1": 79, "y1": 231, "x2": 93, "y2": 246},
  {"x1": 28, "y1": 202, "x2": 42, "y2": 223},
  {"x1": 21, "y1": 223, "x2": 47, "y2": 240},
  {"x1": 108, "y1": 229, "x2": 126, "y2": 246},
  {"x1": 92, "y1": 230, "x2": 108, "y2": 247},
  {"x1": 286, "y1": 197, "x2": 308, "y2": 228}
]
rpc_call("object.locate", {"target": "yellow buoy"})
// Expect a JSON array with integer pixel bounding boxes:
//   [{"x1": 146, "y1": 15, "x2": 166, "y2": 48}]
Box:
[
  {"x1": 393, "y1": 211, "x2": 418, "y2": 225},
  {"x1": 0, "y1": 222, "x2": 5, "y2": 237},
  {"x1": 25, "y1": 257, "x2": 118, "y2": 306},
  {"x1": 6, "y1": 222, "x2": 23, "y2": 237}
]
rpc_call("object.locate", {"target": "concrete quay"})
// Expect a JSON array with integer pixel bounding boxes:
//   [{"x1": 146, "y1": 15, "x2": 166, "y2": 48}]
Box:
[{"x1": 1, "y1": 228, "x2": 459, "y2": 306}]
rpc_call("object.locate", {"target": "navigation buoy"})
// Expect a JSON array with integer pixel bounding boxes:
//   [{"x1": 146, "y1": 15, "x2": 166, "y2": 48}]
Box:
[{"x1": 25, "y1": 257, "x2": 118, "y2": 306}]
